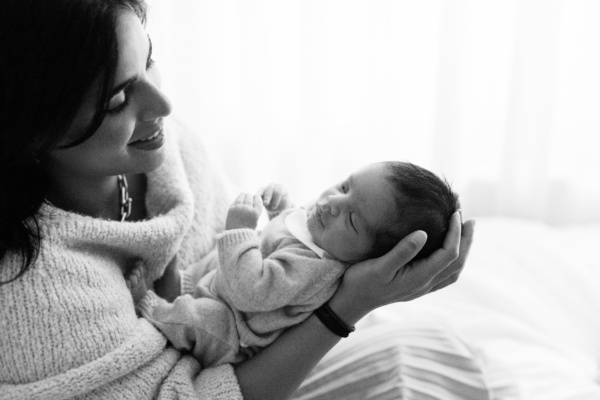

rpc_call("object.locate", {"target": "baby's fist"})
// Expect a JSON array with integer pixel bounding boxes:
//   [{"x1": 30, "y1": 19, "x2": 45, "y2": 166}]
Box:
[
  {"x1": 257, "y1": 183, "x2": 293, "y2": 219},
  {"x1": 226, "y1": 192, "x2": 263, "y2": 230}
]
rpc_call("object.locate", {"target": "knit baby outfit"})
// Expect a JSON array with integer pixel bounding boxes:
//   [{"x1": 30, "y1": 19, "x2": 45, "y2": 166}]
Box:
[
  {"x1": 0, "y1": 120, "x2": 242, "y2": 399},
  {"x1": 137, "y1": 208, "x2": 349, "y2": 367}
]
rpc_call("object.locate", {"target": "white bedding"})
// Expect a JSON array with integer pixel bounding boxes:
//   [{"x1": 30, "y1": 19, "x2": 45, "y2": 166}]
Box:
[{"x1": 369, "y1": 217, "x2": 600, "y2": 399}]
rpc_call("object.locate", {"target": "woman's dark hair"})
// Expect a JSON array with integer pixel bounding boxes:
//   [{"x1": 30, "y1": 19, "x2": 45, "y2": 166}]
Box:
[
  {"x1": 0, "y1": 0, "x2": 147, "y2": 285},
  {"x1": 369, "y1": 162, "x2": 460, "y2": 260}
]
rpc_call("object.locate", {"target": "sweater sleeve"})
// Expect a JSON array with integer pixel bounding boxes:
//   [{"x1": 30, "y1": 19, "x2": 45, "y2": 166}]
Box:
[
  {"x1": 215, "y1": 229, "x2": 340, "y2": 313},
  {"x1": 0, "y1": 317, "x2": 244, "y2": 400}
]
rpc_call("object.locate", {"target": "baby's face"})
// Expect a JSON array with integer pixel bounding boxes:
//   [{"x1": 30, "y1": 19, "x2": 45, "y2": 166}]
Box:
[{"x1": 306, "y1": 163, "x2": 397, "y2": 263}]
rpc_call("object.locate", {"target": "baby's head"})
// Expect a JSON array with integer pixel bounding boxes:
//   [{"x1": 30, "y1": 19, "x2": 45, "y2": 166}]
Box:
[{"x1": 306, "y1": 162, "x2": 459, "y2": 263}]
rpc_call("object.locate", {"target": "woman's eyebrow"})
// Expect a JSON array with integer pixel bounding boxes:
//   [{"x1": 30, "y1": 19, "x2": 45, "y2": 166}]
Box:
[
  {"x1": 108, "y1": 34, "x2": 153, "y2": 97},
  {"x1": 146, "y1": 34, "x2": 153, "y2": 65},
  {"x1": 109, "y1": 34, "x2": 152, "y2": 97},
  {"x1": 109, "y1": 77, "x2": 137, "y2": 97}
]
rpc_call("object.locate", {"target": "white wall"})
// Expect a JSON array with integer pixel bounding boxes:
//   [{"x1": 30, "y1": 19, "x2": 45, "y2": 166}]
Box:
[{"x1": 146, "y1": 0, "x2": 600, "y2": 225}]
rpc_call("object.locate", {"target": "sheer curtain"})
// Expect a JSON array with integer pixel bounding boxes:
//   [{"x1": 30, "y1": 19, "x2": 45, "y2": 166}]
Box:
[{"x1": 146, "y1": 0, "x2": 600, "y2": 225}]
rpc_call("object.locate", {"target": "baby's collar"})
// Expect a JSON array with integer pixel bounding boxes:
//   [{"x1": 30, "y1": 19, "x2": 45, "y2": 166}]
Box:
[{"x1": 285, "y1": 208, "x2": 326, "y2": 259}]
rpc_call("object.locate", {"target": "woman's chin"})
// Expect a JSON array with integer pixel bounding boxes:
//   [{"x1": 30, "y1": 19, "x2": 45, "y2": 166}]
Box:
[{"x1": 129, "y1": 147, "x2": 167, "y2": 174}]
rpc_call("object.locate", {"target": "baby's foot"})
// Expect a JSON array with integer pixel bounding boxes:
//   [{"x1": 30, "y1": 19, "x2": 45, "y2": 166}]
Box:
[{"x1": 126, "y1": 263, "x2": 148, "y2": 304}]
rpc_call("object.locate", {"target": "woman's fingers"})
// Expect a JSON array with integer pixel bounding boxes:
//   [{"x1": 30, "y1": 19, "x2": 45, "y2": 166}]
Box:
[
  {"x1": 405, "y1": 212, "x2": 462, "y2": 278},
  {"x1": 429, "y1": 270, "x2": 460, "y2": 293},
  {"x1": 340, "y1": 214, "x2": 476, "y2": 313},
  {"x1": 459, "y1": 219, "x2": 476, "y2": 259},
  {"x1": 433, "y1": 211, "x2": 462, "y2": 263},
  {"x1": 380, "y1": 230, "x2": 428, "y2": 282},
  {"x1": 390, "y1": 213, "x2": 475, "y2": 293},
  {"x1": 425, "y1": 217, "x2": 476, "y2": 289},
  {"x1": 448, "y1": 218, "x2": 476, "y2": 275}
]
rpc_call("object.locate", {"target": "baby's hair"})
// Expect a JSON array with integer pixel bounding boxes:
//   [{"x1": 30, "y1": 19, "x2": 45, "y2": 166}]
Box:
[{"x1": 369, "y1": 162, "x2": 460, "y2": 260}]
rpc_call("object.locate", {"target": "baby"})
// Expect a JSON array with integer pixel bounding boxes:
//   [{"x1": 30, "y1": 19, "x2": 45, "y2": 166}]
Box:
[{"x1": 129, "y1": 161, "x2": 460, "y2": 367}]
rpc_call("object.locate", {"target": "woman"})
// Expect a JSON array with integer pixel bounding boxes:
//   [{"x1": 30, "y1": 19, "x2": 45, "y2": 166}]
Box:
[{"x1": 0, "y1": 1, "x2": 478, "y2": 399}]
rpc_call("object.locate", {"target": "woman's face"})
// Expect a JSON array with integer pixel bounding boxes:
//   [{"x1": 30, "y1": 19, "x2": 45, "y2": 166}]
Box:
[{"x1": 45, "y1": 9, "x2": 172, "y2": 180}]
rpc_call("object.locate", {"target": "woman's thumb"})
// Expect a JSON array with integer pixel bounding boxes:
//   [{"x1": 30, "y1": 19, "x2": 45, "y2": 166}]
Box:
[{"x1": 382, "y1": 230, "x2": 427, "y2": 278}]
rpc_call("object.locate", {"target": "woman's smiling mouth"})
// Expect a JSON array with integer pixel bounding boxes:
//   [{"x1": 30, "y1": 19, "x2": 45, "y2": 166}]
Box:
[
  {"x1": 137, "y1": 130, "x2": 161, "y2": 142},
  {"x1": 128, "y1": 128, "x2": 165, "y2": 150}
]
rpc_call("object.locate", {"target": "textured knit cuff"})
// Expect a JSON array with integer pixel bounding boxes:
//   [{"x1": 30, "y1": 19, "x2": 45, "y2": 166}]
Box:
[{"x1": 216, "y1": 228, "x2": 258, "y2": 248}]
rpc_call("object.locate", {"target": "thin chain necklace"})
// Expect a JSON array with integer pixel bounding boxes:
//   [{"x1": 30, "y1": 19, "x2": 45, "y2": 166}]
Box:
[{"x1": 118, "y1": 174, "x2": 133, "y2": 222}]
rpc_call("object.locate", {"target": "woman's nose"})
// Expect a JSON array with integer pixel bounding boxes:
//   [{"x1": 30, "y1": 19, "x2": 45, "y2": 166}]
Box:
[
  {"x1": 141, "y1": 86, "x2": 172, "y2": 121},
  {"x1": 140, "y1": 74, "x2": 173, "y2": 121}
]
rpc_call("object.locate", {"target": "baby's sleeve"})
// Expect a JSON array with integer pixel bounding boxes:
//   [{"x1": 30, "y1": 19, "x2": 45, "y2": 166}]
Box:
[{"x1": 216, "y1": 229, "x2": 343, "y2": 312}]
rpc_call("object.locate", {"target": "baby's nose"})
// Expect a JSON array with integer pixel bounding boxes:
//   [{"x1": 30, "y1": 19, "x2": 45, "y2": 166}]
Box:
[{"x1": 325, "y1": 196, "x2": 340, "y2": 216}]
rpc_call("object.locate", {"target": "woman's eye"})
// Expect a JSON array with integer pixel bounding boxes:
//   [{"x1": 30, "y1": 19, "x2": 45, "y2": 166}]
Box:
[
  {"x1": 106, "y1": 59, "x2": 155, "y2": 115},
  {"x1": 105, "y1": 55, "x2": 156, "y2": 116},
  {"x1": 106, "y1": 91, "x2": 129, "y2": 115}
]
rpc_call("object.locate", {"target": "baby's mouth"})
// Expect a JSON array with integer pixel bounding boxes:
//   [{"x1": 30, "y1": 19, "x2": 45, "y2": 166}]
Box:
[{"x1": 315, "y1": 206, "x2": 325, "y2": 227}]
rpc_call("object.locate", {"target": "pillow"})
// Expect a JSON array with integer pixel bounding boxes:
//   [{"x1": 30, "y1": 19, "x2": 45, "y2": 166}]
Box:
[
  {"x1": 293, "y1": 321, "x2": 492, "y2": 400},
  {"x1": 371, "y1": 217, "x2": 600, "y2": 399}
]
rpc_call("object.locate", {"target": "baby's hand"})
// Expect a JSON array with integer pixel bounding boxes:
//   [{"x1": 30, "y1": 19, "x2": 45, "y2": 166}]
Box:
[
  {"x1": 226, "y1": 192, "x2": 263, "y2": 230},
  {"x1": 257, "y1": 183, "x2": 293, "y2": 219}
]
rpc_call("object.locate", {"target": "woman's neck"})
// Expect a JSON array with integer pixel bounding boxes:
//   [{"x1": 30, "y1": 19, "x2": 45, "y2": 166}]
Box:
[
  {"x1": 45, "y1": 173, "x2": 147, "y2": 221},
  {"x1": 125, "y1": 173, "x2": 148, "y2": 221}
]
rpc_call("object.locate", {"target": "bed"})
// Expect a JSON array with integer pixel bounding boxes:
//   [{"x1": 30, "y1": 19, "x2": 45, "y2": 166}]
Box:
[{"x1": 367, "y1": 217, "x2": 600, "y2": 399}]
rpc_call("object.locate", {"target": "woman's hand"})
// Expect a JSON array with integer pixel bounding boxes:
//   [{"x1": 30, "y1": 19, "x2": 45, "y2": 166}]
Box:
[
  {"x1": 235, "y1": 212, "x2": 474, "y2": 400},
  {"x1": 329, "y1": 211, "x2": 476, "y2": 325}
]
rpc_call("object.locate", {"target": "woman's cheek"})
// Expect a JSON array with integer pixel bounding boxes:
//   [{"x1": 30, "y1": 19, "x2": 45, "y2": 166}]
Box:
[{"x1": 102, "y1": 117, "x2": 137, "y2": 148}]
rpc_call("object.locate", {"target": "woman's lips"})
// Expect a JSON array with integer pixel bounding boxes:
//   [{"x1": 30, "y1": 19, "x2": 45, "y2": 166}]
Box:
[
  {"x1": 129, "y1": 121, "x2": 164, "y2": 144},
  {"x1": 135, "y1": 130, "x2": 161, "y2": 143},
  {"x1": 128, "y1": 128, "x2": 165, "y2": 150}
]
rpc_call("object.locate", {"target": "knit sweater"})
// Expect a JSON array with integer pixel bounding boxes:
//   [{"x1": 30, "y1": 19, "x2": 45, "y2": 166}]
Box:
[{"x1": 0, "y1": 120, "x2": 242, "y2": 399}]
